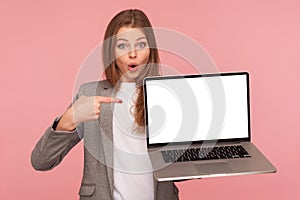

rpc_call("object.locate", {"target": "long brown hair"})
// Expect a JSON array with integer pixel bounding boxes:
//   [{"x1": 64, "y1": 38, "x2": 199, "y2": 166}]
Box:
[{"x1": 102, "y1": 9, "x2": 160, "y2": 127}]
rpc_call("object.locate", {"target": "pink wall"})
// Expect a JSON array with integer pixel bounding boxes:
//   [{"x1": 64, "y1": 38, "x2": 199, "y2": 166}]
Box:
[{"x1": 1, "y1": 0, "x2": 299, "y2": 199}]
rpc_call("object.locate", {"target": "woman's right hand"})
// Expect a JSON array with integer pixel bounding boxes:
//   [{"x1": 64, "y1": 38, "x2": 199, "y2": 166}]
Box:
[{"x1": 56, "y1": 96, "x2": 122, "y2": 131}]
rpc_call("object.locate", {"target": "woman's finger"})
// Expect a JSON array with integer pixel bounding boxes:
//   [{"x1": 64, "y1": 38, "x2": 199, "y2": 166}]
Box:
[{"x1": 96, "y1": 96, "x2": 123, "y2": 103}]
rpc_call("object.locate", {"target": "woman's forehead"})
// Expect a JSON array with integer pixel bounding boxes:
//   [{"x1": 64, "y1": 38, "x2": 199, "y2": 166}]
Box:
[{"x1": 116, "y1": 27, "x2": 146, "y2": 41}]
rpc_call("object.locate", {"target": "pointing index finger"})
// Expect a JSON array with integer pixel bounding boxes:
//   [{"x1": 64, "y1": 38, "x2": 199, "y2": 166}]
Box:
[{"x1": 96, "y1": 96, "x2": 123, "y2": 103}]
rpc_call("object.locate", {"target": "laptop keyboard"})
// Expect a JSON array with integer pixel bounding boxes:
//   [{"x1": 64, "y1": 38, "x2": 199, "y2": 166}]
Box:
[{"x1": 161, "y1": 145, "x2": 251, "y2": 163}]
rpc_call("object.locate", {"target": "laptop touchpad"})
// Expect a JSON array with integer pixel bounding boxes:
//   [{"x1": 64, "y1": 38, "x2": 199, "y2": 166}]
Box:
[{"x1": 195, "y1": 162, "x2": 232, "y2": 174}]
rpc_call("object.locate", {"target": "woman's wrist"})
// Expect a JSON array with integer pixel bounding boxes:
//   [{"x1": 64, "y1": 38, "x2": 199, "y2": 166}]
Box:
[{"x1": 55, "y1": 108, "x2": 76, "y2": 132}]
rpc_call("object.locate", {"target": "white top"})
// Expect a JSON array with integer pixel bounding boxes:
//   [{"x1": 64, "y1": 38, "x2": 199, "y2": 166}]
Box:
[{"x1": 113, "y1": 83, "x2": 154, "y2": 200}]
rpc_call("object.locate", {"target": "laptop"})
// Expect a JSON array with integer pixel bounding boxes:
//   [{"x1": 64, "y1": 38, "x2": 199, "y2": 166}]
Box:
[{"x1": 143, "y1": 72, "x2": 276, "y2": 181}]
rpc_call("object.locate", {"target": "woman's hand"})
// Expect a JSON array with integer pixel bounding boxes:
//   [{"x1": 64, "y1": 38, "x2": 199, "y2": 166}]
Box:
[{"x1": 56, "y1": 96, "x2": 122, "y2": 131}]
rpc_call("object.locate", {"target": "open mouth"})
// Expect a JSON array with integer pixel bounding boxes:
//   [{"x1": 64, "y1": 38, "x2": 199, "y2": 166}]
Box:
[{"x1": 128, "y1": 63, "x2": 138, "y2": 71}]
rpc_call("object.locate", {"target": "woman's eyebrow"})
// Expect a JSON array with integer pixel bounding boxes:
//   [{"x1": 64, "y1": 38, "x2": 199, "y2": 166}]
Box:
[
  {"x1": 116, "y1": 36, "x2": 146, "y2": 42},
  {"x1": 116, "y1": 38, "x2": 128, "y2": 42},
  {"x1": 136, "y1": 36, "x2": 146, "y2": 41}
]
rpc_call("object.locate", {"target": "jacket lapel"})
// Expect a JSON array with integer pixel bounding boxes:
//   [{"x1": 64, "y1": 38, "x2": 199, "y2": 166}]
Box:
[
  {"x1": 96, "y1": 80, "x2": 160, "y2": 199},
  {"x1": 96, "y1": 81, "x2": 114, "y2": 198}
]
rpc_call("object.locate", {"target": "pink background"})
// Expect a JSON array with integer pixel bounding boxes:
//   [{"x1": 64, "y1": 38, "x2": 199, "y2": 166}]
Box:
[{"x1": 1, "y1": 0, "x2": 299, "y2": 199}]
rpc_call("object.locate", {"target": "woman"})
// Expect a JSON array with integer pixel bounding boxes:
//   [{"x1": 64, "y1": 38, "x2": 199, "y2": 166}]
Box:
[{"x1": 31, "y1": 9, "x2": 179, "y2": 200}]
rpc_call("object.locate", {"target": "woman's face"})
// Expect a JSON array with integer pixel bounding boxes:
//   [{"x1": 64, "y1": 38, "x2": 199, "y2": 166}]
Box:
[{"x1": 115, "y1": 26, "x2": 150, "y2": 82}]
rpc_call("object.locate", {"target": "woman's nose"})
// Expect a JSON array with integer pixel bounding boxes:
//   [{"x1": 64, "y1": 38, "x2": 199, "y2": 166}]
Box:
[{"x1": 129, "y1": 49, "x2": 137, "y2": 58}]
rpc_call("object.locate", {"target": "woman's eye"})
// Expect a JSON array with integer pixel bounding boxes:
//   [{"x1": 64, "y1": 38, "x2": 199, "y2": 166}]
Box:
[
  {"x1": 136, "y1": 42, "x2": 147, "y2": 49},
  {"x1": 117, "y1": 43, "x2": 128, "y2": 49}
]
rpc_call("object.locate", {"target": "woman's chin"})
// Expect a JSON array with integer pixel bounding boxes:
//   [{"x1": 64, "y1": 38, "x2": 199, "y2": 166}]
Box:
[{"x1": 121, "y1": 73, "x2": 139, "y2": 82}]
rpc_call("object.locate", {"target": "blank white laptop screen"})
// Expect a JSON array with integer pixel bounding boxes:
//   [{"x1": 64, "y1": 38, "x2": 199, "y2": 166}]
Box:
[{"x1": 145, "y1": 74, "x2": 249, "y2": 144}]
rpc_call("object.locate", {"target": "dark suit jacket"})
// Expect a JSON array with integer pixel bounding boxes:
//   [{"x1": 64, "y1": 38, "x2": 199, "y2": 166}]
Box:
[{"x1": 31, "y1": 80, "x2": 179, "y2": 200}]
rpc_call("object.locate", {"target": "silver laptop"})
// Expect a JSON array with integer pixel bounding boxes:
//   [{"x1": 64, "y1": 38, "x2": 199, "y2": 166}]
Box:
[{"x1": 143, "y1": 72, "x2": 276, "y2": 181}]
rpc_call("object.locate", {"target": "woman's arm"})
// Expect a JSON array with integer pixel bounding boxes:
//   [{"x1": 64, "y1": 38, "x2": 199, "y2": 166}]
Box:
[
  {"x1": 31, "y1": 121, "x2": 81, "y2": 171},
  {"x1": 30, "y1": 86, "x2": 85, "y2": 171},
  {"x1": 31, "y1": 83, "x2": 122, "y2": 171}
]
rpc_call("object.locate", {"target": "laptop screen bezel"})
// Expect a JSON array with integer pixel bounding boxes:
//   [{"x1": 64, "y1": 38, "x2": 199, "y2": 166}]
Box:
[{"x1": 143, "y1": 72, "x2": 251, "y2": 148}]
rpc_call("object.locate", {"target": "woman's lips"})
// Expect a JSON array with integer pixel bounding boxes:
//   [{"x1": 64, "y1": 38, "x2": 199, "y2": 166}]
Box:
[{"x1": 128, "y1": 63, "x2": 139, "y2": 71}]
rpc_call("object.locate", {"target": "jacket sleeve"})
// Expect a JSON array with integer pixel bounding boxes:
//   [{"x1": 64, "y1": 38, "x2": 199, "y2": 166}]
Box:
[
  {"x1": 31, "y1": 124, "x2": 81, "y2": 171},
  {"x1": 31, "y1": 85, "x2": 85, "y2": 171}
]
